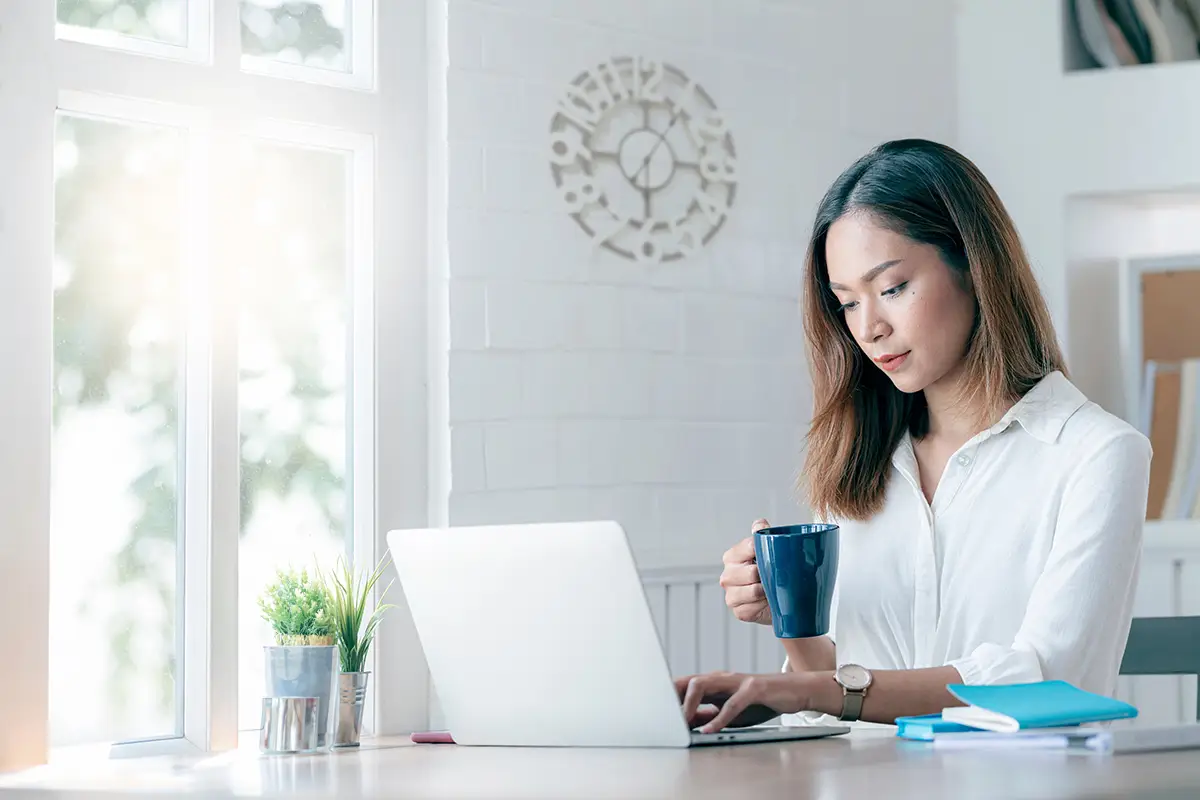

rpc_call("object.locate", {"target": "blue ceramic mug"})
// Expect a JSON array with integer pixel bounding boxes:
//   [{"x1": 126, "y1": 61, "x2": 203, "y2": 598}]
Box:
[{"x1": 753, "y1": 523, "x2": 839, "y2": 639}]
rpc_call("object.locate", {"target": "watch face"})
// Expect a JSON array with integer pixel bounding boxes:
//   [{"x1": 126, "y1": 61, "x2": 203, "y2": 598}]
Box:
[{"x1": 837, "y1": 664, "x2": 872, "y2": 691}]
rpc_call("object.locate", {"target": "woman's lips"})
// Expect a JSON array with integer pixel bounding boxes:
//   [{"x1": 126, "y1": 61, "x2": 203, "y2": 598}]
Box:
[{"x1": 875, "y1": 352, "x2": 910, "y2": 371}]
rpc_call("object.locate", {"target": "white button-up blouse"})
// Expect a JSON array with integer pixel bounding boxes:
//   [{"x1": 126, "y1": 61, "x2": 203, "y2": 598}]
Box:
[{"x1": 782, "y1": 371, "x2": 1152, "y2": 719}]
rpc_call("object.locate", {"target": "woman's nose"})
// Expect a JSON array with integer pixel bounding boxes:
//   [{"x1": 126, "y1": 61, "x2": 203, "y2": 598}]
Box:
[{"x1": 855, "y1": 304, "x2": 890, "y2": 344}]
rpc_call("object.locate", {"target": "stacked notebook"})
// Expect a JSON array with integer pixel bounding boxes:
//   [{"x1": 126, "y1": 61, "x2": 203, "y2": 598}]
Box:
[
  {"x1": 940, "y1": 680, "x2": 1138, "y2": 732},
  {"x1": 895, "y1": 681, "x2": 1144, "y2": 750}
]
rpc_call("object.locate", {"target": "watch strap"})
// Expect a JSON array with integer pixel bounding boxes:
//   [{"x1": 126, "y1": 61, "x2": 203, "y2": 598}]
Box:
[{"x1": 840, "y1": 689, "x2": 865, "y2": 722}]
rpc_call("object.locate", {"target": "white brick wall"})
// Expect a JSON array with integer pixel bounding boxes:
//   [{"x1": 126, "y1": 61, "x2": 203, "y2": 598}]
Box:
[{"x1": 433, "y1": 0, "x2": 956, "y2": 570}]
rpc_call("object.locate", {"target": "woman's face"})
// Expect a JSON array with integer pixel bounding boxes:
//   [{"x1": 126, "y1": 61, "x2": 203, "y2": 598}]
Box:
[{"x1": 824, "y1": 212, "x2": 976, "y2": 395}]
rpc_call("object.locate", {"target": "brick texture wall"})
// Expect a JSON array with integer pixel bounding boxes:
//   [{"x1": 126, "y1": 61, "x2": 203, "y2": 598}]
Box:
[{"x1": 432, "y1": 0, "x2": 956, "y2": 570}]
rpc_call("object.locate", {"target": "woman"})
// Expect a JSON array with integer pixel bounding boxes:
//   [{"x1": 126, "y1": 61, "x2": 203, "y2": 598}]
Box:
[{"x1": 678, "y1": 138, "x2": 1152, "y2": 734}]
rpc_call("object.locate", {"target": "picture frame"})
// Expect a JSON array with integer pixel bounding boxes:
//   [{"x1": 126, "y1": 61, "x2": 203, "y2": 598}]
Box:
[{"x1": 1118, "y1": 255, "x2": 1200, "y2": 520}]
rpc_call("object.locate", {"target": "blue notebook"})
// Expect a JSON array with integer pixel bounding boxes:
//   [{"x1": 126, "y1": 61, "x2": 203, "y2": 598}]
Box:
[
  {"x1": 942, "y1": 680, "x2": 1138, "y2": 733},
  {"x1": 894, "y1": 713, "x2": 977, "y2": 741}
]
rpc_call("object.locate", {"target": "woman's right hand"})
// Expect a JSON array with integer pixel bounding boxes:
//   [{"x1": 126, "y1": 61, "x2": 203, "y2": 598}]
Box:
[{"x1": 720, "y1": 518, "x2": 772, "y2": 626}]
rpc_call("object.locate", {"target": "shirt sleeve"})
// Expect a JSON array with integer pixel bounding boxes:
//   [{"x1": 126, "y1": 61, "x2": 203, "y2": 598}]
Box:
[{"x1": 946, "y1": 429, "x2": 1152, "y2": 694}]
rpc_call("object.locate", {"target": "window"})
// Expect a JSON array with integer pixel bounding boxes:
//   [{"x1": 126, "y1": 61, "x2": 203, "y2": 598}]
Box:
[
  {"x1": 241, "y1": 0, "x2": 374, "y2": 89},
  {"x1": 51, "y1": 106, "x2": 189, "y2": 747},
  {"x1": 234, "y1": 127, "x2": 374, "y2": 732},
  {"x1": 0, "y1": 0, "x2": 398, "y2": 760},
  {"x1": 58, "y1": 0, "x2": 189, "y2": 45},
  {"x1": 56, "y1": 0, "x2": 210, "y2": 62}
]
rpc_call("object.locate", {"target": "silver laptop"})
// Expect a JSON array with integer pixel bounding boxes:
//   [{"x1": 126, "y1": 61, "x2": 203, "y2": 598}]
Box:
[{"x1": 386, "y1": 520, "x2": 850, "y2": 748}]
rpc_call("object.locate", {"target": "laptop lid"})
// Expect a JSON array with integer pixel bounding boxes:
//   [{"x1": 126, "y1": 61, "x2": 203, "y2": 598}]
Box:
[{"x1": 387, "y1": 520, "x2": 695, "y2": 747}]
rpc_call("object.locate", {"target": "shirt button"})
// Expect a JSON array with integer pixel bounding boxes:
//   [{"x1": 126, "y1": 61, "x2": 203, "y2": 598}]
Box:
[{"x1": 957, "y1": 454, "x2": 972, "y2": 466}]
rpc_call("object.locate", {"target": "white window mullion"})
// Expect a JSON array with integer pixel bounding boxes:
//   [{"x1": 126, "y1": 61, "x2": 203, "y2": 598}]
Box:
[
  {"x1": 188, "y1": 0, "x2": 214, "y2": 64},
  {"x1": 350, "y1": 0, "x2": 377, "y2": 92},
  {"x1": 372, "y1": 0, "x2": 432, "y2": 736},
  {"x1": 230, "y1": 73, "x2": 381, "y2": 134},
  {"x1": 54, "y1": 40, "x2": 219, "y2": 109},
  {"x1": 213, "y1": 0, "x2": 244, "y2": 77},
  {"x1": 181, "y1": 113, "x2": 241, "y2": 754},
  {"x1": 350, "y1": 130, "x2": 378, "y2": 736},
  {"x1": 180, "y1": 106, "x2": 213, "y2": 752},
  {"x1": 203, "y1": 124, "x2": 242, "y2": 752},
  {"x1": 0, "y1": 0, "x2": 55, "y2": 773},
  {"x1": 199, "y1": 0, "x2": 245, "y2": 754}
]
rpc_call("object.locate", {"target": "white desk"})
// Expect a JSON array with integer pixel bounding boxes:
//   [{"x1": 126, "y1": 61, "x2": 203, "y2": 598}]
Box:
[{"x1": 3, "y1": 729, "x2": 1200, "y2": 799}]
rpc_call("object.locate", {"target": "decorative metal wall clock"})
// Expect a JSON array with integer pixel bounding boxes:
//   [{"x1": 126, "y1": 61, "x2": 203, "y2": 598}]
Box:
[{"x1": 548, "y1": 57, "x2": 737, "y2": 264}]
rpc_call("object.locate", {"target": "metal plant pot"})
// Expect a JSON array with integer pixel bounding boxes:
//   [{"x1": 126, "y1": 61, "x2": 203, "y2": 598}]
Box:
[
  {"x1": 263, "y1": 645, "x2": 338, "y2": 750},
  {"x1": 333, "y1": 671, "x2": 370, "y2": 747}
]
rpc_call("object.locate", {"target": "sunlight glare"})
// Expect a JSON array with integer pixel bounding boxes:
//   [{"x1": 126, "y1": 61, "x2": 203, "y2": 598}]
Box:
[
  {"x1": 54, "y1": 139, "x2": 79, "y2": 180},
  {"x1": 109, "y1": 4, "x2": 138, "y2": 34},
  {"x1": 238, "y1": 320, "x2": 277, "y2": 373},
  {"x1": 241, "y1": 6, "x2": 274, "y2": 40},
  {"x1": 241, "y1": 434, "x2": 268, "y2": 463},
  {"x1": 303, "y1": 423, "x2": 343, "y2": 466},
  {"x1": 53, "y1": 255, "x2": 74, "y2": 291},
  {"x1": 56, "y1": 367, "x2": 84, "y2": 404},
  {"x1": 268, "y1": 394, "x2": 304, "y2": 436},
  {"x1": 145, "y1": 0, "x2": 183, "y2": 40},
  {"x1": 317, "y1": 0, "x2": 346, "y2": 30},
  {"x1": 252, "y1": 195, "x2": 278, "y2": 225},
  {"x1": 276, "y1": 47, "x2": 304, "y2": 65},
  {"x1": 124, "y1": 147, "x2": 150, "y2": 177},
  {"x1": 128, "y1": 313, "x2": 166, "y2": 349},
  {"x1": 241, "y1": 362, "x2": 297, "y2": 411},
  {"x1": 283, "y1": 234, "x2": 310, "y2": 266}
]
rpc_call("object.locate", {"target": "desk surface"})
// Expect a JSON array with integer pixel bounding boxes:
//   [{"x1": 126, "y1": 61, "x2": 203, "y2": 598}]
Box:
[{"x1": 3, "y1": 730, "x2": 1200, "y2": 799}]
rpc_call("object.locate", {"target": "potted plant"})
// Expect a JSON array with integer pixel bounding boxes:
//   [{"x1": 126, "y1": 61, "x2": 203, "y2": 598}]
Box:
[
  {"x1": 258, "y1": 566, "x2": 339, "y2": 750},
  {"x1": 321, "y1": 554, "x2": 396, "y2": 747}
]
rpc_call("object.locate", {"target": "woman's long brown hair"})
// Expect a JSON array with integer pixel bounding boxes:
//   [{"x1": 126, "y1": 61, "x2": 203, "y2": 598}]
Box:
[{"x1": 801, "y1": 139, "x2": 1066, "y2": 522}]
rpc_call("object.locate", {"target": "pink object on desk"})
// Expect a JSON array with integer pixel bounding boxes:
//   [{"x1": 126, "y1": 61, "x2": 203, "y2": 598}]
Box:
[{"x1": 411, "y1": 730, "x2": 455, "y2": 744}]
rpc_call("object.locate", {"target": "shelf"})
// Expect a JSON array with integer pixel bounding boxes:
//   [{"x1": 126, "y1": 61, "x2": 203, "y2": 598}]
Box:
[
  {"x1": 1144, "y1": 518, "x2": 1200, "y2": 552},
  {"x1": 1063, "y1": 0, "x2": 1200, "y2": 75},
  {"x1": 1055, "y1": 57, "x2": 1200, "y2": 197}
]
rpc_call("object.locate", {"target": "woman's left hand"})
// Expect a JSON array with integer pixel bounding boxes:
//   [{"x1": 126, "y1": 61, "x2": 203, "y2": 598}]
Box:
[{"x1": 674, "y1": 671, "x2": 810, "y2": 733}]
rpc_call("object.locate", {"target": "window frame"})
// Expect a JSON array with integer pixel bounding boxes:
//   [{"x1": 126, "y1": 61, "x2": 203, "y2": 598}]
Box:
[
  {"x1": 240, "y1": 0, "x2": 376, "y2": 91},
  {"x1": 233, "y1": 117, "x2": 379, "y2": 737},
  {"x1": 56, "y1": 87, "x2": 213, "y2": 750},
  {"x1": 0, "y1": 0, "x2": 429, "y2": 767},
  {"x1": 55, "y1": 0, "x2": 212, "y2": 65},
  {"x1": 0, "y1": 0, "x2": 56, "y2": 774}
]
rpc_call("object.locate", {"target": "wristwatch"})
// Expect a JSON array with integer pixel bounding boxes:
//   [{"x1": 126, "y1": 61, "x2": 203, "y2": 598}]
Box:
[{"x1": 834, "y1": 663, "x2": 873, "y2": 722}]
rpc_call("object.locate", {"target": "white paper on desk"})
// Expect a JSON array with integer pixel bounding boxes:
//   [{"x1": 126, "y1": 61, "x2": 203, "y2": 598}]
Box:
[
  {"x1": 934, "y1": 724, "x2": 1200, "y2": 754},
  {"x1": 932, "y1": 728, "x2": 1104, "y2": 751},
  {"x1": 931, "y1": 724, "x2": 1200, "y2": 753}
]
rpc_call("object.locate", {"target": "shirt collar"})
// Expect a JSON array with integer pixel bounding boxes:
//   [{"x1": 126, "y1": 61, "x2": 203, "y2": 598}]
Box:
[
  {"x1": 891, "y1": 371, "x2": 1087, "y2": 472},
  {"x1": 988, "y1": 370, "x2": 1088, "y2": 445}
]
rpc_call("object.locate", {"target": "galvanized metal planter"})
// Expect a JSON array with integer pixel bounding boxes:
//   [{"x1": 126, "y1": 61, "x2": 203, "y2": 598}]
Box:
[
  {"x1": 262, "y1": 644, "x2": 339, "y2": 751},
  {"x1": 333, "y1": 671, "x2": 370, "y2": 747}
]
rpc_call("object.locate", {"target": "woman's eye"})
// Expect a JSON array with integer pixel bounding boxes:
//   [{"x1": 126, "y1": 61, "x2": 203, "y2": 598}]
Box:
[
  {"x1": 882, "y1": 281, "x2": 908, "y2": 298},
  {"x1": 837, "y1": 301, "x2": 857, "y2": 313}
]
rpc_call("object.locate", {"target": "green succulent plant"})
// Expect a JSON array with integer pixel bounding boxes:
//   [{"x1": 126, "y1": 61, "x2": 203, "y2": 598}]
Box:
[{"x1": 257, "y1": 567, "x2": 335, "y2": 645}]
